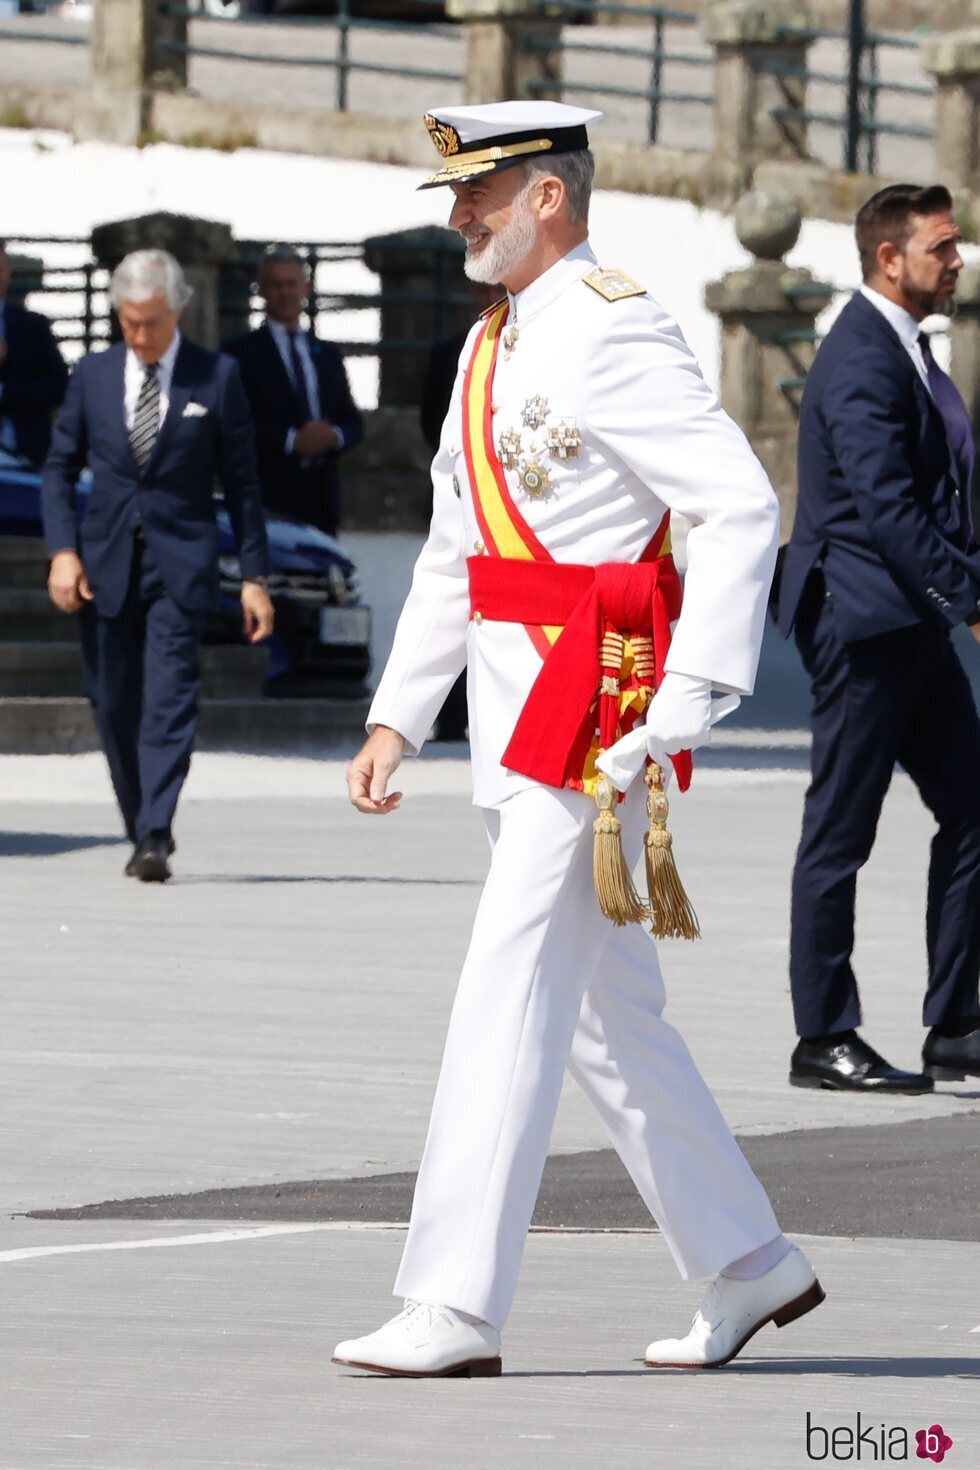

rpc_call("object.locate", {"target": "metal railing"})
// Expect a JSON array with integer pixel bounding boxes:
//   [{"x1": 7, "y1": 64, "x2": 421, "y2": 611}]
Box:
[
  {"x1": 5, "y1": 237, "x2": 110, "y2": 361},
  {"x1": 763, "y1": 1, "x2": 934, "y2": 174},
  {"x1": 525, "y1": 0, "x2": 711, "y2": 145},
  {"x1": 157, "y1": 1, "x2": 463, "y2": 113},
  {"x1": 221, "y1": 238, "x2": 473, "y2": 360},
  {"x1": 7, "y1": 235, "x2": 474, "y2": 381},
  {"x1": 0, "y1": 0, "x2": 88, "y2": 50}
]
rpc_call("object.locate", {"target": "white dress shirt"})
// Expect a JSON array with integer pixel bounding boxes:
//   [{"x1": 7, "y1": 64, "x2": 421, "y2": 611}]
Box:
[
  {"x1": 859, "y1": 284, "x2": 931, "y2": 391},
  {"x1": 124, "y1": 329, "x2": 181, "y2": 432}
]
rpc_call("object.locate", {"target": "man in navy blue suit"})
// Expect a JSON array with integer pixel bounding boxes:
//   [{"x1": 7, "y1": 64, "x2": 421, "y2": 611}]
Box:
[
  {"x1": 223, "y1": 245, "x2": 363, "y2": 538},
  {"x1": 42, "y1": 249, "x2": 274, "y2": 883},
  {"x1": 0, "y1": 241, "x2": 69, "y2": 468},
  {"x1": 778, "y1": 184, "x2": 980, "y2": 1090}
]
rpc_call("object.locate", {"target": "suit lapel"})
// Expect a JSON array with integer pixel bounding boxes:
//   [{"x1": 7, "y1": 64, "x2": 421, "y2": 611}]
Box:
[
  {"x1": 850, "y1": 292, "x2": 947, "y2": 442},
  {"x1": 103, "y1": 343, "x2": 138, "y2": 470}
]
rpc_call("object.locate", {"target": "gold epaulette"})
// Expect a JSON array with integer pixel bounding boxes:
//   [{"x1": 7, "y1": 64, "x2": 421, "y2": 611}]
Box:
[
  {"x1": 583, "y1": 266, "x2": 647, "y2": 302},
  {"x1": 479, "y1": 296, "x2": 508, "y2": 319}
]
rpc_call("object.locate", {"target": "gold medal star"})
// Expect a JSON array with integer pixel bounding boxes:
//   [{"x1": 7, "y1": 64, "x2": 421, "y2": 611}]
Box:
[
  {"x1": 521, "y1": 395, "x2": 550, "y2": 431},
  {"x1": 519, "y1": 458, "x2": 553, "y2": 499},
  {"x1": 546, "y1": 422, "x2": 582, "y2": 461}
]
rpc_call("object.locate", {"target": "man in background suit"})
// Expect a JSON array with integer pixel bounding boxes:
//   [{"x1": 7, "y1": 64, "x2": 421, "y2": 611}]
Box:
[
  {"x1": 223, "y1": 245, "x2": 363, "y2": 537},
  {"x1": 0, "y1": 240, "x2": 68, "y2": 467},
  {"x1": 42, "y1": 249, "x2": 274, "y2": 883},
  {"x1": 778, "y1": 183, "x2": 980, "y2": 1090}
]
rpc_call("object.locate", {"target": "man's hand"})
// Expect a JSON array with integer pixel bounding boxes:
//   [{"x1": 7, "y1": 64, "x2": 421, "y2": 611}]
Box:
[
  {"x1": 241, "y1": 581, "x2": 275, "y2": 643},
  {"x1": 293, "y1": 419, "x2": 339, "y2": 457},
  {"x1": 347, "y1": 726, "x2": 406, "y2": 815},
  {"x1": 969, "y1": 621, "x2": 980, "y2": 646},
  {"x1": 47, "y1": 550, "x2": 93, "y2": 614}
]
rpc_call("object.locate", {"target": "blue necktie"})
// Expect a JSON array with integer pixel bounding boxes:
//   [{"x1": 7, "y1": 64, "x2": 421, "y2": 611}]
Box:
[
  {"x1": 287, "y1": 329, "x2": 314, "y2": 422},
  {"x1": 919, "y1": 332, "x2": 975, "y2": 546}
]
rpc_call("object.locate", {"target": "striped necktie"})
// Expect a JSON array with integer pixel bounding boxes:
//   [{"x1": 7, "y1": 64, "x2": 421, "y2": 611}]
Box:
[{"x1": 129, "y1": 362, "x2": 161, "y2": 470}]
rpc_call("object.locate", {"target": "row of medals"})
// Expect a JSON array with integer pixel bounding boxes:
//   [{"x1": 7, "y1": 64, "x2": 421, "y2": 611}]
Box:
[
  {"x1": 452, "y1": 324, "x2": 584, "y2": 501},
  {"x1": 499, "y1": 324, "x2": 582, "y2": 499}
]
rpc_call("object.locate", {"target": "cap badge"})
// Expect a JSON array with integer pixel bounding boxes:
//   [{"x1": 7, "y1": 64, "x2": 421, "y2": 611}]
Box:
[
  {"x1": 424, "y1": 114, "x2": 460, "y2": 157},
  {"x1": 521, "y1": 394, "x2": 549, "y2": 431}
]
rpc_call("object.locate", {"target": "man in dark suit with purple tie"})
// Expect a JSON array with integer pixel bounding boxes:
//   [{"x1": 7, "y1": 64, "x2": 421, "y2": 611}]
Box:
[
  {"x1": 42, "y1": 249, "x2": 274, "y2": 883},
  {"x1": 223, "y1": 246, "x2": 363, "y2": 538},
  {"x1": 778, "y1": 184, "x2": 980, "y2": 1091}
]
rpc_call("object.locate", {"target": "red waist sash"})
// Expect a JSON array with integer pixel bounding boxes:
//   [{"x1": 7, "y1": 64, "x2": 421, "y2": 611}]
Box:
[{"x1": 467, "y1": 554, "x2": 693, "y2": 793}]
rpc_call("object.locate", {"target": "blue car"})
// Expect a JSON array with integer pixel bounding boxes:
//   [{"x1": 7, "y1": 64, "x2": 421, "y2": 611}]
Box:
[{"x1": 0, "y1": 447, "x2": 371, "y2": 695}]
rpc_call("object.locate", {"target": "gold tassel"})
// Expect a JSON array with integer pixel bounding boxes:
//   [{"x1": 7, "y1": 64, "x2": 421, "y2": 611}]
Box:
[
  {"x1": 644, "y1": 764, "x2": 700, "y2": 941},
  {"x1": 593, "y1": 774, "x2": 649, "y2": 926}
]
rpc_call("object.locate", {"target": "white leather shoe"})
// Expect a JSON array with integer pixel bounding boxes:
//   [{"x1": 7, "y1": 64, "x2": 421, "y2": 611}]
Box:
[
  {"x1": 332, "y1": 1300, "x2": 502, "y2": 1377},
  {"x1": 644, "y1": 1245, "x2": 825, "y2": 1369}
]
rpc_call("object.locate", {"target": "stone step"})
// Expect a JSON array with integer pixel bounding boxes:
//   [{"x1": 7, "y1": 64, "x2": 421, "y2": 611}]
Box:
[
  {"x1": 0, "y1": 695, "x2": 370, "y2": 755},
  {"x1": 0, "y1": 641, "x2": 268, "y2": 699},
  {"x1": 0, "y1": 538, "x2": 49, "y2": 589},
  {"x1": 0, "y1": 588, "x2": 67, "y2": 641}
]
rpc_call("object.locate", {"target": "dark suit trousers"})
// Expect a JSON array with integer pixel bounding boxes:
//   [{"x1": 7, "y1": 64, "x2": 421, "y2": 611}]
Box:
[
  {"x1": 82, "y1": 539, "x2": 205, "y2": 843},
  {"x1": 789, "y1": 587, "x2": 980, "y2": 1037}
]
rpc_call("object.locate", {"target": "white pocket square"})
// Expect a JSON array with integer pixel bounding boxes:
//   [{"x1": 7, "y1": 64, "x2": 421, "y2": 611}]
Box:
[{"x1": 182, "y1": 402, "x2": 208, "y2": 418}]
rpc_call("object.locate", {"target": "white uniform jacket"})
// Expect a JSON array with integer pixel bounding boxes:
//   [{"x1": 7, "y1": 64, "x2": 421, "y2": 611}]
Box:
[{"x1": 368, "y1": 240, "x2": 780, "y2": 809}]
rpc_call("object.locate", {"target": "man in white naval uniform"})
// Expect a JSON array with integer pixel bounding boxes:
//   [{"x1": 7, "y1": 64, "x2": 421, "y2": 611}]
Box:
[{"x1": 336, "y1": 101, "x2": 824, "y2": 1377}]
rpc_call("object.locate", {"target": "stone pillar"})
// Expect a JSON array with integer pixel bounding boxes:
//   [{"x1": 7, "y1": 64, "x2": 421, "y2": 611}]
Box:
[
  {"x1": 705, "y1": 2, "x2": 814, "y2": 168},
  {"x1": 704, "y1": 191, "x2": 832, "y2": 542},
  {"x1": 90, "y1": 213, "x2": 235, "y2": 351},
  {"x1": 362, "y1": 226, "x2": 472, "y2": 409},
  {"x1": 77, "y1": 0, "x2": 188, "y2": 146},
  {"x1": 447, "y1": 0, "x2": 562, "y2": 107},
  {"x1": 949, "y1": 261, "x2": 980, "y2": 435},
  {"x1": 920, "y1": 30, "x2": 980, "y2": 205}
]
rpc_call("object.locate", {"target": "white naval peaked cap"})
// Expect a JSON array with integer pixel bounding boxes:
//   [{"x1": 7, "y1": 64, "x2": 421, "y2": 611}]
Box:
[{"x1": 419, "y1": 101, "x2": 603, "y2": 190}]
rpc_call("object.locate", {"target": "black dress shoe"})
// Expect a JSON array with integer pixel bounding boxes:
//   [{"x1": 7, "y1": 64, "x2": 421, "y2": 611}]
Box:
[
  {"x1": 790, "y1": 1031, "x2": 934, "y2": 1093},
  {"x1": 130, "y1": 832, "x2": 175, "y2": 884},
  {"x1": 923, "y1": 1023, "x2": 980, "y2": 1081}
]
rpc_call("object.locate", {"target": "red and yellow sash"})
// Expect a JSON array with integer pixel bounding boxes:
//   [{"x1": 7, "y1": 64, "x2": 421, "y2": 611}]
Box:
[{"x1": 461, "y1": 300, "x2": 690, "y2": 796}]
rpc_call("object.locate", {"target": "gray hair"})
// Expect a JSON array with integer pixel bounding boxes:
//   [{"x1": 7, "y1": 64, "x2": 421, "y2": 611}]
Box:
[
  {"x1": 109, "y1": 249, "x2": 192, "y2": 312},
  {"x1": 258, "y1": 244, "x2": 311, "y2": 280},
  {"x1": 523, "y1": 149, "x2": 594, "y2": 228}
]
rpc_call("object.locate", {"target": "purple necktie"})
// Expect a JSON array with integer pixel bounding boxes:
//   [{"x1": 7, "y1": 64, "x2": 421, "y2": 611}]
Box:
[
  {"x1": 919, "y1": 332, "x2": 975, "y2": 546},
  {"x1": 288, "y1": 329, "x2": 314, "y2": 423}
]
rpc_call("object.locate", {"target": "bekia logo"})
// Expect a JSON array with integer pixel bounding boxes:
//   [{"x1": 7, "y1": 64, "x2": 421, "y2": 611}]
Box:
[
  {"x1": 915, "y1": 1426, "x2": 953, "y2": 1464},
  {"x1": 806, "y1": 1413, "x2": 954, "y2": 1462}
]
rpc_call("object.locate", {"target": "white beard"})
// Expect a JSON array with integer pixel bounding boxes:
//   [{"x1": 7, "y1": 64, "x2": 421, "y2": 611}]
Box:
[{"x1": 462, "y1": 188, "x2": 537, "y2": 285}]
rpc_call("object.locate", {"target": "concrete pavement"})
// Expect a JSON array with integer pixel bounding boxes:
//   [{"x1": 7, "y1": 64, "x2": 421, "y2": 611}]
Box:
[{"x1": 2, "y1": 755, "x2": 978, "y2": 1467}]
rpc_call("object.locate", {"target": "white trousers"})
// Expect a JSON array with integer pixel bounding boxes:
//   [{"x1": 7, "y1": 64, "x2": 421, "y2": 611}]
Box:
[{"x1": 393, "y1": 783, "x2": 780, "y2": 1330}]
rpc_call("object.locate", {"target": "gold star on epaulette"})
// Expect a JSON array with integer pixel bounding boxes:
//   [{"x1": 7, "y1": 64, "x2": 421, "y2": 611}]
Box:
[{"x1": 582, "y1": 267, "x2": 647, "y2": 303}]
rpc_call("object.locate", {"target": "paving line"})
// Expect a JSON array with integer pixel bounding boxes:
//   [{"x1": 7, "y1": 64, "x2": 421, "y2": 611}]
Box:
[
  {"x1": 0, "y1": 1221, "x2": 663, "y2": 1265},
  {"x1": 0, "y1": 1221, "x2": 403, "y2": 1264}
]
